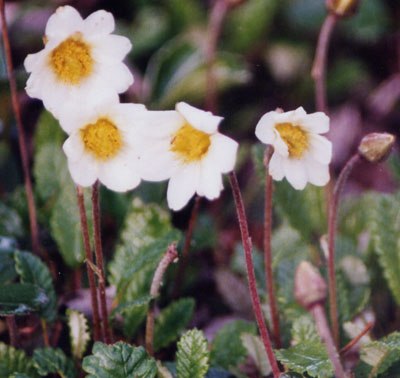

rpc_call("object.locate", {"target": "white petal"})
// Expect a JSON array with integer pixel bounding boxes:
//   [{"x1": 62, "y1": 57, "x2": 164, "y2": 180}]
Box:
[
  {"x1": 272, "y1": 130, "x2": 289, "y2": 157},
  {"x1": 197, "y1": 160, "x2": 223, "y2": 200},
  {"x1": 67, "y1": 152, "x2": 98, "y2": 187},
  {"x1": 203, "y1": 133, "x2": 238, "y2": 174},
  {"x1": 305, "y1": 157, "x2": 330, "y2": 187},
  {"x1": 299, "y1": 111, "x2": 330, "y2": 134},
  {"x1": 82, "y1": 10, "x2": 115, "y2": 36},
  {"x1": 100, "y1": 63, "x2": 133, "y2": 93},
  {"x1": 98, "y1": 154, "x2": 141, "y2": 192},
  {"x1": 91, "y1": 35, "x2": 132, "y2": 63},
  {"x1": 135, "y1": 111, "x2": 183, "y2": 139},
  {"x1": 24, "y1": 50, "x2": 47, "y2": 73},
  {"x1": 63, "y1": 133, "x2": 85, "y2": 163},
  {"x1": 269, "y1": 152, "x2": 285, "y2": 181},
  {"x1": 167, "y1": 165, "x2": 199, "y2": 211},
  {"x1": 45, "y1": 6, "x2": 83, "y2": 39},
  {"x1": 176, "y1": 102, "x2": 222, "y2": 134},
  {"x1": 308, "y1": 134, "x2": 332, "y2": 165},
  {"x1": 283, "y1": 158, "x2": 308, "y2": 190},
  {"x1": 255, "y1": 112, "x2": 278, "y2": 144}
]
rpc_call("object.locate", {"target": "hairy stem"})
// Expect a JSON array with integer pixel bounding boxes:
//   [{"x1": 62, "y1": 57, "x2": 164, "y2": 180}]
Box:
[
  {"x1": 205, "y1": 0, "x2": 229, "y2": 113},
  {"x1": 0, "y1": 0, "x2": 40, "y2": 255},
  {"x1": 173, "y1": 196, "x2": 201, "y2": 298},
  {"x1": 229, "y1": 172, "x2": 281, "y2": 378},
  {"x1": 76, "y1": 186, "x2": 101, "y2": 342},
  {"x1": 311, "y1": 12, "x2": 338, "y2": 113},
  {"x1": 328, "y1": 153, "x2": 361, "y2": 346},
  {"x1": 263, "y1": 147, "x2": 282, "y2": 349},
  {"x1": 6, "y1": 316, "x2": 19, "y2": 347},
  {"x1": 92, "y1": 182, "x2": 111, "y2": 344},
  {"x1": 311, "y1": 304, "x2": 347, "y2": 378},
  {"x1": 146, "y1": 244, "x2": 178, "y2": 356}
]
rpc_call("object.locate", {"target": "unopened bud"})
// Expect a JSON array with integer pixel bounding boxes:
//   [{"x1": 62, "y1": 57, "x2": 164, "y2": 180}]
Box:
[
  {"x1": 326, "y1": 0, "x2": 359, "y2": 17},
  {"x1": 294, "y1": 261, "x2": 327, "y2": 309},
  {"x1": 358, "y1": 132, "x2": 395, "y2": 163}
]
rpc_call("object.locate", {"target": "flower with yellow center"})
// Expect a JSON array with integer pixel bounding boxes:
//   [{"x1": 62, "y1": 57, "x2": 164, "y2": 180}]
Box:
[
  {"x1": 255, "y1": 107, "x2": 332, "y2": 189},
  {"x1": 24, "y1": 6, "x2": 133, "y2": 127},
  {"x1": 137, "y1": 102, "x2": 238, "y2": 211},
  {"x1": 62, "y1": 100, "x2": 148, "y2": 191}
]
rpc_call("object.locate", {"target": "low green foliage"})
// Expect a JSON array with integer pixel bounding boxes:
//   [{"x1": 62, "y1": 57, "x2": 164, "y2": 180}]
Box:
[
  {"x1": 67, "y1": 309, "x2": 91, "y2": 359},
  {"x1": 33, "y1": 347, "x2": 77, "y2": 378},
  {"x1": 0, "y1": 342, "x2": 39, "y2": 377}
]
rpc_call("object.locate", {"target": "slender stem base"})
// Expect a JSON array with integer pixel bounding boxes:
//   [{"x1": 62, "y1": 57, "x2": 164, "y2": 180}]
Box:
[
  {"x1": 311, "y1": 12, "x2": 338, "y2": 114},
  {"x1": 146, "y1": 244, "x2": 178, "y2": 356},
  {"x1": 40, "y1": 318, "x2": 50, "y2": 347},
  {"x1": 328, "y1": 153, "x2": 361, "y2": 347},
  {"x1": 312, "y1": 304, "x2": 347, "y2": 378},
  {"x1": 91, "y1": 182, "x2": 111, "y2": 344},
  {"x1": 229, "y1": 172, "x2": 281, "y2": 378},
  {"x1": 0, "y1": 0, "x2": 40, "y2": 255},
  {"x1": 76, "y1": 186, "x2": 101, "y2": 342},
  {"x1": 173, "y1": 196, "x2": 200, "y2": 298},
  {"x1": 6, "y1": 316, "x2": 19, "y2": 347},
  {"x1": 340, "y1": 321, "x2": 373, "y2": 355},
  {"x1": 263, "y1": 148, "x2": 282, "y2": 349}
]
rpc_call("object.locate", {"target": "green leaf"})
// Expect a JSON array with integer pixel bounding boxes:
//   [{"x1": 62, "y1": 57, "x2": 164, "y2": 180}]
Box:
[
  {"x1": 291, "y1": 315, "x2": 319, "y2": 344},
  {"x1": 50, "y1": 183, "x2": 92, "y2": 269},
  {"x1": 0, "y1": 202, "x2": 24, "y2": 239},
  {"x1": 14, "y1": 250, "x2": 57, "y2": 321},
  {"x1": 33, "y1": 347, "x2": 77, "y2": 378},
  {"x1": 154, "y1": 298, "x2": 195, "y2": 352},
  {"x1": 371, "y1": 193, "x2": 400, "y2": 305},
  {"x1": 82, "y1": 342, "x2": 157, "y2": 378},
  {"x1": 275, "y1": 342, "x2": 333, "y2": 378},
  {"x1": 110, "y1": 295, "x2": 155, "y2": 320},
  {"x1": 67, "y1": 309, "x2": 91, "y2": 359},
  {"x1": 176, "y1": 329, "x2": 210, "y2": 378},
  {"x1": 0, "y1": 242, "x2": 17, "y2": 285},
  {"x1": 33, "y1": 110, "x2": 65, "y2": 154},
  {"x1": 361, "y1": 332, "x2": 400, "y2": 377},
  {"x1": 240, "y1": 333, "x2": 272, "y2": 376},
  {"x1": 0, "y1": 342, "x2": 39, "y2": 377},
  {"x1": 0, "y1": 283, "x2": 48, "y2": 315},
  {"x1": 210, "y1": 320, "x2": 257, "y2": 370}
]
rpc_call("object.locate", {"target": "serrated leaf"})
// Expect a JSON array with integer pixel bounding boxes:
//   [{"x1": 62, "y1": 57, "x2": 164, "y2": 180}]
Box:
[
  {"x1": 176, "y1": 329, "x2": 209, "y2": 378},
  {"x1": 33, "y1": 347, "x2": 77, "y2": 378},
  {"x1": 371, "y1": 193, "x2": 400, "y2": 305},
  {"x1": 0, "y1": 283, "x2": 48, "y2": 315},
  {"x1": 157, "y1": 361, "x2": 174, "y2": 378},
  {"x1": 67, "y1": 309, "x2": 91, "y2": 359},
  {"x1": 110, "y1": 295, "x2": 155, "y2": 320},
  {"x1": 275, "y1": 342, "x2": 333, "y2": 378},
  {"x1": 210, "y1": 320, "x2": 257, "y2": 370},
  {"x1": 154, "y1": 298, "x2": 195, "y2": 352},
  {"x1": 0, "y1": 202, "x2": 24, "y2": 239},
  {"x1": 291, "y1": 315, "x2": 319, "y2": 344},
  {"x1": 14, "y1": 250, "x2": 57, "y2": 321},
  {"x1": 82, "y1": 342, "x2": 157, "y2": 378},
  {"x1": 240, "y1": 333, "x2": 272, "y2": 376},
  {"x1": 361, "y1": 332, "x2": 400, "y2": 377},
  {"x1": 0, "y1": 342, "x2": 39, "y2": 377}
]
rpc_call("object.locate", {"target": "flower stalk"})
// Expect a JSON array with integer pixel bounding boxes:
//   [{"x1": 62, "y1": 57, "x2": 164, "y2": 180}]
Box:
[
  {"x1": 0, "y1": 0, "x2": 40, "y2": 256},
  {"x1": 328, "y1": 153, "x2": 360, "y2": 347},
  {"x1": 6, "y1": 316, "x2": 19, "y2": 347},
  {"x1": 173, "y1": 196, "x2": 201, "y2": 298},
  {"x1": 76, "y1": 185, "x2": 101, "y2": 342},
  {"x1": 91, "y1": 182, "x2": 111, "y2": 344},
  {"x1": 40, "y1": 318, "x2": 50, "y2": 347},
  {"x1": 339, "y1": 321, "x2": 374, "y2": 355},
  {"x1": 146, "y1": 243, "x2": 178, "y2": 356},
  {"x1": 229, "y1": 171, "x2": 281, "y2": 378},
  {"x1": 263, "y1": 146, "x2": 282, "y2": 348}
]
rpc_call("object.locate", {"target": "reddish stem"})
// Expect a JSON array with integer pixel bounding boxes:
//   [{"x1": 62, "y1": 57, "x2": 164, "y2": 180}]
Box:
[
  {"x1": 311, "y1": 304, "x2": 347, "y2": 378},
  {"x1": 146, "y1": 244, "x2": 178, "y2": 356},
  {"x1": 328, "y1": 153, "x2": 361, "y2": 347},
  {"x1": 173, "y1": 196, "x2": 201, "y2": 298},
  {"x1": 41, "y1": 318, "x2": 50, "y2": 347},
  {"x1": 76, "y1": 186, "x2": 101, "y2": 342},
  {"x1": 340, "y1": 321, "x2": 374, "y2": 355},
  {"x1": 229, "y1": 172, "x2": 281, "y2": 378},
  {"x1": 0, "y1": 0, "x2": 40, "y2": 255},
  {"x1": 263, "y1": 147, "x2": 282, "y2": 349},
  {"x1": 92, "y1": 182, "x2": 111, "y2": 344},
  {"x1": 311, "y1": 12, "x2": 338, "y2": 114},
  {"x1": 6, "y1": 316, "x2": 19, "y2": 347},
  {"x1": 205, "y1": 0, "x2": 229, "y2": 113}
]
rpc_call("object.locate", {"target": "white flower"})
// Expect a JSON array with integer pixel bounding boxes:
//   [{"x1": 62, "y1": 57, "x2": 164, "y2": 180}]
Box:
[
  {"x1": 138, "y1": 102, "x2": 239, "y2": 211},
  {"x1": 255, "y1": 107, "x2": 332, "y2": 190},
  {"x1": 24, "y1": 6, "x2": 133, "y2": 126},
  {"x1": 62, "y1": 100, "x2": 148, "y2": 192}
]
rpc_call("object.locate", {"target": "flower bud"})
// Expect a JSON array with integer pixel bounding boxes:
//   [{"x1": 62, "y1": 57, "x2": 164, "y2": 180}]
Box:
[
  {"x1": 294, "y1": 261, "x2": 327, "y2": 309},
  {"x1": 358, "y1": 132, "x2": 395, "y2": 163},
  {"x1": 326, "y1": 0, "x2": 359, "y2": 17}
]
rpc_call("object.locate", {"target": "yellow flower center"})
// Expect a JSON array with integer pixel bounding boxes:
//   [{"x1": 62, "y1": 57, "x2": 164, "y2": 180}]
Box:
[
  {"x1": 170, "y1": 123, "x2": 211, "y2": 163},
  {"x1": 81, "y1": 118, "x2": 122, "y2": 161},
  {"x1": 275, "y1": 122, "x2": 308, "y2": 158},
  {"x1": 50, "y1": 34, "x2": 93, "y2": 85}
]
